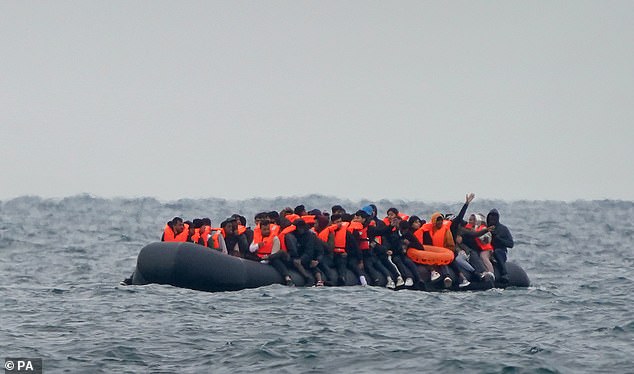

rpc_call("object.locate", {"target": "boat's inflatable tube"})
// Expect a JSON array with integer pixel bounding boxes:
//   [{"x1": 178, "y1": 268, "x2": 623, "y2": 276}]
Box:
[
  {"x1": 407, "y1": 245, "x2": 455, "y2": 266},
  {"x1": 131, "y1": 242, "x2": 530, "y2": 292}
]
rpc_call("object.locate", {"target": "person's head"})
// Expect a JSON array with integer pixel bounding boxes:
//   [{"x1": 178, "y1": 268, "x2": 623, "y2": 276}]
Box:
[
  {"x1": 468, "y1": 214, "x2": 476, "y2": 227},
  {"x1": 387, "y1": 208, "x2": 399, "y2": 220},
  {"x1": 280, "y1": 207, "x2": 293, "y2": 218},
  {"x1": 314, "y1": 214, "x2": 329, "y2": 232},
  {"x1": 171, "y1": 217, "x2": 185, "y2": 235},
  {"x1": 331, "y1": 205, "x2": 345, "y2": 215},
  {"x1": 201, "y1": 217, "x2": 212, "y2": 227},
  {"x1": 268, "y1": 211, "x2": 280, "y2": 224},
  {"x1": 408, "y1": 215, "x2": 422, "y2": 230},
  {"x1": 294, "y1": 205, "x2": 307, "y2": 216},
  {"x1": 398, "y1": 220, "x2": 410, "y2": 233},
  {"x1": 231, "y1": 214, "x2": 246, "y2": 227},
  {"x1": 435, "y1": 215, "x2": 444, "y2": 229},
  {"x1": 254, "y1": 212, "x2": 267, "y2": 225},
  {"x1": 260, "y1": 219, "x2": 271, "y2": 237},
  {"x1": 308, "y1": 208, "x2": 322, "y2": 216},
  {"x1": 487, "y1": 209, "x2": 500, "y2": 226},
  {"x1": 279, "y1": 217, "x2": 291, "y2": 229},
  {"x1": 475, "y1": 213, "x2": 487, "y2": 227},
  {"x1": 342, "y1": 213, "x2": 353, "y2": 222},
  {"x1": 361, "y1": 205, "x2": 374, "y2": 217},
  {"x1": 192, "y1": 218, "x2": 203, "y2": 230},
  {"x1": 293, "y1": 219, "x2": 308, "y2": 234},
  {"x1": 369, "y1": 204, "x2": 378, "y2": 217},
  {"x1": 430, "y1": 212, "x2": 444, "y2": 230},
  {"x1": 226, "y1": 217, "x2": 238, "y2": 234},
  {"x1": 354, "y1": 209, "x2": 369, "y2": 223},
  {"x1": 330, "y1": 213, "x2": 343, "y2": 224},
  {"x1": 184, "y1": 221, "x2": 195, "y2": 235}
]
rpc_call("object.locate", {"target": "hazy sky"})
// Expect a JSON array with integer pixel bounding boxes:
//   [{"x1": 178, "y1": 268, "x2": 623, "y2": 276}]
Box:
[{"x1": 2, "y1": 1, "x2": 633, "y2": 202}]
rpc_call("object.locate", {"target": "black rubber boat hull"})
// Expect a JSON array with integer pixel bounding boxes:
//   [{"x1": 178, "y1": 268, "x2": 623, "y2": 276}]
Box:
[{"x1": 131, "y1": 242, "x2": 530, "y2": 292}]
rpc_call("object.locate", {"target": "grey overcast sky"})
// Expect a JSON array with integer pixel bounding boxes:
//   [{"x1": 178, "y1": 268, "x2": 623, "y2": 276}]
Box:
[{"x1": 1, "y1": 1, "x2": 633, "y2": 202}]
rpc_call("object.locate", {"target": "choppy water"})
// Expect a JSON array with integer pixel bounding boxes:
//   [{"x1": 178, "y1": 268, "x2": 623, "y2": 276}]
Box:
[{"x1": 1, "y1": 195, "x2": 633, "y2": 373}]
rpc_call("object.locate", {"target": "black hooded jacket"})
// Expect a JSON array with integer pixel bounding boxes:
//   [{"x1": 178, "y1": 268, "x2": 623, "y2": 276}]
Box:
[
  {"x1": 288, "y1": 230, "x2": 322, "y2": 263},
  {"x1": 487, "y1": 209, "x2": 514, "y2": 250}
]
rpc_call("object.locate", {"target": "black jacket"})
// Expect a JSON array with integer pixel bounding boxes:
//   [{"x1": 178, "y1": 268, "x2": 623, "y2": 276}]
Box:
[{"x1": 487, "y1": 209, "x2": 514, "y2": 250}]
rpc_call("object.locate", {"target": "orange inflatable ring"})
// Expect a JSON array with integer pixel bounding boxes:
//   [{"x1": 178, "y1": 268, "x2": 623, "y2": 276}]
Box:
[{"x1": 406, "y1": 245, "x2": 455, "y2": 266}]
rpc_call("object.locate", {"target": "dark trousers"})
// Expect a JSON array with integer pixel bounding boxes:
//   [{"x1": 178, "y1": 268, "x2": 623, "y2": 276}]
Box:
[
  {"x1": 268, "y1": 251, "x2": 291, "y2": 279},
  {"x1": 373, "y1": 244, "x2": 401, "y2": 280},
  {"x1": 465, "y1": 246, "x2": 488, "y2": 275},
  {"x1": 493, "y1": 247, "x2": 508, "y2": 276},
  {"x1": 361, "y1": 250, "x2": 389, "y2": 285},
  {"x1": 333, "y1": 253, "x2": 349, "y2": 285},
  {"x1": 318, "y1": 254, "x2": 339, "y2": 283},
  {"x1": 391, "y1": 255, "x2": 414, "y2": 281},
  {"x1": 400, "y1": 256, "x2": 421, "y2": 283},
  {"x1": 346, "y1": 254, "x2": 366, "y2": 278}
]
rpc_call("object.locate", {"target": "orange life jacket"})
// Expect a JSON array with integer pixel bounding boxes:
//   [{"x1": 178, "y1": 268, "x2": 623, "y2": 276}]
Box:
[
  {"x1": 252, "y1": 227, "x2": 277, "y2": 259},
  {"x1": 191, "y1": 228, "x2": 201, "y2": 245},
  {"x1": 278, "y1": 225, "x2": 296, "y2": 252},
  {"x1": 413, "y1": 227, "x2": 424, "y2": 245},
  {"x1": 162, "y1": 223, "x2": 189, "y2": 242},
  {"x1": 237, "y1": 225, "x2": 247, "y2": 235},
  {"x1": 465, "y1": 223, "x2": 493, "y2": 251},
  {"x1": 383, "y1": 213, "x2": 409, "y2": 226},
  {"x1": 333, "y1": 222, "x2": 349, "y2": 253},
  {"x1": 368, "y1": 220, "x2": 382, "y2": 245},
  {"x1": 347, "y1": 221, "x2": 370, "y2": 250},
  {"x1": 210, "y1": 230, "x2": 222, "y2": 250},
  {"x1": 421, "y1": 222, "x2": 452, "y2": 249},
  {"x1": 301, "y1": 215, "x2": 316, "y2": 225},
  {"x1": 198, "y1": 226, "x2": 212, "y2": 247},
  {"x1": 284, "y1": 214, "x2": 300, "y2": 223},
  {"x1": 317, "y1": 226, "x2": 332, "y2": 243}
]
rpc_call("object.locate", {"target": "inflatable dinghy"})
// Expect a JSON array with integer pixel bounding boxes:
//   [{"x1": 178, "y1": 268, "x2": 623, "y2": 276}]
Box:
[{"x1": 129, "y1": 242, "x2": 530, "y2": 292}]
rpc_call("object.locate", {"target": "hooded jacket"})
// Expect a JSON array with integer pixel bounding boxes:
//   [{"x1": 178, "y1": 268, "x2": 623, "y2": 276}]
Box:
[{"x1": 486, "y1": 209, "x2": 514, "y2": 250}]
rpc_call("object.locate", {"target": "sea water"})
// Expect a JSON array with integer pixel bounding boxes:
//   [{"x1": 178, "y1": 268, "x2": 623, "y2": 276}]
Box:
[{"x1": 1, "y1": 195, "x2": 632, "y2": 373}]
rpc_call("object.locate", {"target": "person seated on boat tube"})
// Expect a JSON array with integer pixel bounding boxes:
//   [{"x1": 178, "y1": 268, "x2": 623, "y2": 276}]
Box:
[
  {"x1": 378, "y1": 217, "x2": 421, "y2": 287},
  {"x1": 407, "y1": 215, "x2": 436, "y2": 282},
  {"x1": 206, "y1": 222, "x2": 228, "y2": 254},
  {"x1": 231, "y1": 214, "x2": 253, "y2": 245},
  {"x1": 286, "y1": 219, "x2": 325, "y2": 286},
  {"x1": 350, "y1": 209, "x2": 395, "y2": 288},
  {"x1": 248, "y1": 219, "x2": 294, "y2": 286},
  {"x1": 161, "y1": 217, "x2": 189, "y2": 242},
  {"x1": 331, "y1": 213, "x2": 370, "y2": 286},
  {"x1": 464, "y1": 213, "x2": 496, "y2": 278},
  {"x1": 316, "y1": 213, "x2": 360, "y2": 286},
  {"x1": 455, "y1": 216, "x2": 492, "y2": 280},
  {"x1": 221, "y1": 217, "x2": 249, "y2": 257},
  {"x1": 363, "y1": 206, "x2": 403, "y2": 288},
  {"x1": 189, "y1": 218, "x2": 204, "y2": 244},
  {"x1": 424, "y1": 212, "x2": 458, "y2": 287},
  {"x1": 487, "y1": 209, "x2": 514, "y2": 285},
  {"x1": 195, "y1": 217, "x2": 212, "y2": 247},
  {"x1": 312, "y1": 213, "x2": 339, "y2": 284},
  {"x1": 184, "y1": 220, "x2": 195, "y2": 242}
]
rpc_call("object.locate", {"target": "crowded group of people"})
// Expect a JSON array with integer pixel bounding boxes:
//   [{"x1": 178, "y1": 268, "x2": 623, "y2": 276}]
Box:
[{"x1": 156, "y1": 193, "x2": 514, "y2": 289}]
